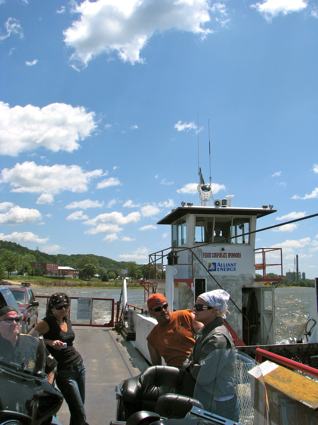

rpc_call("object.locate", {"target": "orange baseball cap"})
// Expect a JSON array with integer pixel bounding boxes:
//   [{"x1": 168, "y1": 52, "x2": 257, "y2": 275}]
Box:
[{"x1": 147, "y1": 293, "x2": 167, "y2": 310}]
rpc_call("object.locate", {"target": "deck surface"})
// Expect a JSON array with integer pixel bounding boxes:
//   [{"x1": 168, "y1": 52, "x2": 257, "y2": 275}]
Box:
[{"x1": 58, "y1": 327, "x2": 148, "y2": 425}]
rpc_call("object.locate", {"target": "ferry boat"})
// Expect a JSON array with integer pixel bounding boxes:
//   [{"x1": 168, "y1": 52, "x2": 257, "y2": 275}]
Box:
[
  {"x1": 129, "y1": 176, "x2": 318, "y2": 365},
  {"x1": 112, "y1": 176, "x2": 318, "y2": 425}
]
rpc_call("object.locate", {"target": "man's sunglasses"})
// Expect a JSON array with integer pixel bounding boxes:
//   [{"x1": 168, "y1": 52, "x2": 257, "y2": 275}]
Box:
[
  {"x1": 152, "y1": 303, "x2": 168, "y2": 313},
  {"x1": 1, "y1": 317, "x2": 22, "y2": 324},
  {"x1": 193, "y1": 304, "x2": 213, "y2": 312},
  {"x1": 54, "y1": 304, "x2": 69, "y2": 310}
]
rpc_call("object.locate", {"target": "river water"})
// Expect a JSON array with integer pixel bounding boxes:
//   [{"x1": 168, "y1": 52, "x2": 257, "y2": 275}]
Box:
[{"x1": 34, "y1": 286, "x2": 316, "y2": 343}]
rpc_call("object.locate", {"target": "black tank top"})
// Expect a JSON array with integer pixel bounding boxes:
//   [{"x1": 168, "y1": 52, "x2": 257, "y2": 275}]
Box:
[{"x1": 43, "y1": 315, "x2": 82, "y2": 370}]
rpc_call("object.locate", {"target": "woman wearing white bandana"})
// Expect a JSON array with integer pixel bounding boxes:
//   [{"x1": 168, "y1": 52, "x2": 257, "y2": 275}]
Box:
[{"x1": 183, "y1": 289, "x2": 239, "y2": 421}]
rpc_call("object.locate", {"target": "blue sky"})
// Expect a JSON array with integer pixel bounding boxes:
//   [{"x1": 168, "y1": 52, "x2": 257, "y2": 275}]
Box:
[{"x1": 1, "y1": 0, "x2": 318, "y2": 278}]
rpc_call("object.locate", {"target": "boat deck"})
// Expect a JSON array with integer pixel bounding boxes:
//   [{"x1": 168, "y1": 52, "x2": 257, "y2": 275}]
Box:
[{"x1": 58, "y1": 327, "x2": 148, "y2": 425}]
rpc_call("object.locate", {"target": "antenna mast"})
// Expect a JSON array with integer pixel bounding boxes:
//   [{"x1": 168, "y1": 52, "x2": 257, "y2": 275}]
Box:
[
  {"x1": 197, "y1": 120, "x2": 212, "y2": 206},
  {"x1": 208, "y1": 119, "x2": 212, "y2": 187}
]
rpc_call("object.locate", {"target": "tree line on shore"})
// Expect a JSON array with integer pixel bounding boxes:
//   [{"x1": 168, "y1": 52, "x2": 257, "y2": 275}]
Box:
[
  {"x1": 0, "y1": 240, "x2": 153, "y2": 282},
  {"x1": 0, "y1": 240, "x2": 314, "y2": 287}
]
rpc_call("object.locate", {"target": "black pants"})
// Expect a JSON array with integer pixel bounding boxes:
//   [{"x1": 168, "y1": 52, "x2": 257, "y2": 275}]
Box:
[{"x1": 56, "y1": 362, "x2": 88, "y2": 425}]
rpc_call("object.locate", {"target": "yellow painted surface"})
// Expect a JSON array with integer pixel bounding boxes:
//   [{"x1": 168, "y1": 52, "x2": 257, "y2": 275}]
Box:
[{"x1": 262, "y1": 365, "x2": 318, "y2": 409}]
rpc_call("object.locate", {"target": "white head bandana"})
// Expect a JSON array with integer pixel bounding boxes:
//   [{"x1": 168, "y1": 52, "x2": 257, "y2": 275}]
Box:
[{"x1": 198, "y1": 289, "x2": 230, "y2": 318}]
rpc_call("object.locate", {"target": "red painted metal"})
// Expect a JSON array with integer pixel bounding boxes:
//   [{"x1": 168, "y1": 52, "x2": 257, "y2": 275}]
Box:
[
  {"x1": 224, "y1": 320, "x2": 245, "y2": 346},
  {"x1": 256, "y1": 347, "x2": 318, "y2": 379}
]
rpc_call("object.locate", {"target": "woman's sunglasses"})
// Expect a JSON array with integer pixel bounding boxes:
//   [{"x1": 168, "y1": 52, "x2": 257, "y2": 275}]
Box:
[
  {"x1": 152, "y1": 303, "x2": 168, "y2": 313},
  {"x1": 193, "y1": 304, "x2": 213, "y2": 312},
  {"x1": 1, "y1": 316, "x2": 22, "y2": 324},
  {"x1": 54, "y1": 304, "x2": 69, "y2": 310}
]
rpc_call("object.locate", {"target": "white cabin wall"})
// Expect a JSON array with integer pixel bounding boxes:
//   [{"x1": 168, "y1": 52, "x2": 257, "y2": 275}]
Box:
[
  {"x1": 133, "y1": 312, "x2": 157, "y2": 363},
  {"x1": 186, "y1": 214, "x2": 195, "y2": 246},
  {"x1": 249, "y1": 216, "x2": 257, "y2": 247}
]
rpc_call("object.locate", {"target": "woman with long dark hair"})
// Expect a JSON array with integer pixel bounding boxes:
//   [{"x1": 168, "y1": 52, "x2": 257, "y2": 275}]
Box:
[{"x1": 31, "y1": 292, "x2": 88, "y2": 425}]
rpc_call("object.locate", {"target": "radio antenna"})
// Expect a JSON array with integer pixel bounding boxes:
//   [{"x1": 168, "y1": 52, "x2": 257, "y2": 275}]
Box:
[
  {"x1": 197, "y1": 119, "x2": 212, "y2": 206},
  {"x1": 208, "y1": 119, "x2": 212, "y2": 187}
]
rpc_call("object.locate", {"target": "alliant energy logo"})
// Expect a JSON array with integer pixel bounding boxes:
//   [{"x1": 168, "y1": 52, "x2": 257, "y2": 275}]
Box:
[{"x1": 208, "y1": 262, "x2": 237, "y2": 272}]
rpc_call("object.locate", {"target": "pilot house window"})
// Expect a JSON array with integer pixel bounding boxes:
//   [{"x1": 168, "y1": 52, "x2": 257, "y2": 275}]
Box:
[
  {"x1": 172, "y1": 221, "x2": 187, "y2": 247},
  {"x1": 194, "y1": 216, "x2": 250, "y2": 244}
]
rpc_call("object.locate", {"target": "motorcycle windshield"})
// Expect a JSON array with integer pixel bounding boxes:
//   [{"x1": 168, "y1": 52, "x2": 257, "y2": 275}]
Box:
[
  {"x1": 0, "y1": 334, "x2": 46, "y2": 375},
  {"x1": 0, "y1": 335, "x2": 62, "y2": 421}
]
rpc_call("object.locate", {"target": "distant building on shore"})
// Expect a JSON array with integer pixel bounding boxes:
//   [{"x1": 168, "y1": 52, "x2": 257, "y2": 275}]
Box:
[{"x1": 32, "y1": 263, "x2": 79, "y2": 278}]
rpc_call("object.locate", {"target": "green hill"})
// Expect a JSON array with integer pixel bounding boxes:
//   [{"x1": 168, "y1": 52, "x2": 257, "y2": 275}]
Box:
[{"x1": 0, "y1": 240, "x2": 145, "y2": 278}]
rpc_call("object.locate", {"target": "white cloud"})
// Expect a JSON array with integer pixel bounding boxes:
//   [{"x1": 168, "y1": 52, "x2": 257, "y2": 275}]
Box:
[
  {"x1": 273, "y1": 211, "x2": 306, "y2": 232},
  {"x1": 252, "y1": 0, "x2": 307, "y2": 20},
  {"x1": 85, "y1": 210, "x2": 140, "y2": 237},
  {"x1": 141, "y1": 204, "x2": 160, "y2": 217},
  {"x1": 107, "y1": 199, "x2": 117, "y2": 208},
  {"x1": 139, "y1": 224, "x2": 157, "y2": 231},
  {"x1": 66, "y1": 210, "x2": 89, "y2": 221},
  {"x1": 104, "y1": 233, "x2": 118, "y2": 242},
  {"x1": 130, "y1": 124, "x2": 139, "y2": 130},
  {"x1": 123, "y1": 199, "x2": 140, "y2": 208},
  {"x1": 64, "y1": 0, "x2": 212, "y2": 66},
  {"x1": 41, "y1": 244, "x2": 61, "y2": 254},
  {"x1": 0, "y1": 203, "x2": 41, "y2": 224},
  {"x1": 86, "y1": 223, "x2": 122, "y2": 235},
  {"x1": 122, "y1": 236, "x2": 135, "y2": 242},
  {"x1": 0, "y1": 18, "x2": 23, "y2": 41},
  {"x1": 0, "y1": 202, "x2": 14, "y2": 212},
  {"x1": 272, "y1": 170, "x2": 282, "y2": 177},
  {"x1": 57, "y1": 6, "x2": 66, "y2": 14},
  {"x1": 158, "y1": 199, "x2": 174, "y2": 208},
  {"x1": 119, "y1": 247, "x2": 149, "y2": 262},
  {"x1": 174, "y1": 120, "x2": 198, "y2": 132},
  {"x1": 1, "y1": 162, "x2": 103, "y2": 202},
  {"x1": 0, "y1": 231, "x2": 47, "y2": 244},
  {"x1": 210, "y1": 2, "x2": 230, "y2": 27},
  {"x1": 272, "y1": 223, "x2": 298, "y2": 232},
  {"x1": 272, "y1": 237, "x2": 311, "y2": 250},
  {"x1": 313, "y1": 164, "x2": 318, "y2": 173},
  {"x1": 25, "y1": 59, "x2": 38, "y2": 66},
  {"x1": 177, "y1": 182, "x2": 225, "y2": 194},
  {"x1": 97, "y1": 177, "x2": 121, "y2": 189},
  {"x1": 0, "y1": 101, "x2": 96, "y2": 156},
  {"x1": 86, "y1": 211, "x2": 140, "y2": 226},
  {"x1": 37, "y1": 193, "x2": 54, "y2": 205},
  {"x1": 66, "y1": 199, "x2": 103, "y2": 209},
  {"x1": 292, "y1": 187, "x2": 318, "y2": 200},
  {"x1": 276, "y1": 211, "x2": 306, "y2": 221}
]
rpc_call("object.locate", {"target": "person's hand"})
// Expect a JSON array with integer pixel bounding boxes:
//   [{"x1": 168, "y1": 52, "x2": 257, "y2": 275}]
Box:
[{"x1": 51, "y1": 340, "x2": 66, "y2": 350}]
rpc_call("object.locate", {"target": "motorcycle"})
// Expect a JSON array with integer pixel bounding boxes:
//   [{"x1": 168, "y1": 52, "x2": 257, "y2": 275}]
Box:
[
  {"x1": 0, "y1": 335, "x2": 63, "y2": 425},
  {"x1": 112, "y1": 349, "x2": 257, "y2": 425},
  {"x1": 112, "y1": 365, "x2": 242, "y2": 425}
]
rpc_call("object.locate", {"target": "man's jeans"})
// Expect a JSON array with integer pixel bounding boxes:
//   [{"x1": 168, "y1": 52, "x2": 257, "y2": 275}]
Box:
[{"x1": 56, "y1": 362, "x2": 87, "y2": 425}]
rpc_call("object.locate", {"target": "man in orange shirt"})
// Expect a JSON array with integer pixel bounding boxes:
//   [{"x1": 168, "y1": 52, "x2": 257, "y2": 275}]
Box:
[{"x1": 146, "y1": 293, "x2": 202, "y2": 368}]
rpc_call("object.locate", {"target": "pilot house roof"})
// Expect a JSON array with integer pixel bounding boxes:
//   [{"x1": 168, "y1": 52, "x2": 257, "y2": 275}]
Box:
[{"x1": 157, "y1": 205, "x2": 277, "y2": 225}]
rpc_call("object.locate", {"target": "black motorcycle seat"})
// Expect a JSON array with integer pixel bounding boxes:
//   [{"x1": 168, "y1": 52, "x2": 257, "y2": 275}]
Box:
[
  {"x1": 155, "y1": 393, "x2": 203, "y2": 418},
  {"x1": 126, "y1": 411, "x2": 161, "y2": 425},
  {"x1": 120, "y1": 365, "x2": 182, "y2": 415}
]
